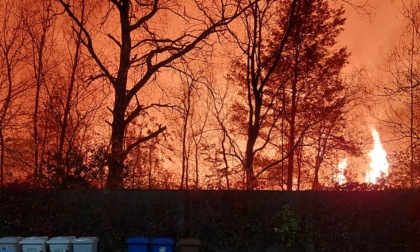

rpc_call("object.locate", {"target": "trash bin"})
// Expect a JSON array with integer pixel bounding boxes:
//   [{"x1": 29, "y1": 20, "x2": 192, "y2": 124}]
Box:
[
  {"x1": 150, "y1": 238, "x2": 174, "y2": 252},
  {"x1": 177, "y1": 238, "x2": 201, "y2": 252},
  {"x1": 0, "y1": 237, "x2": 23, "y2": 252},
  {"x1": 19, "y1": 237, "x2": 48, "y2": 252},
  {"x1": 71, "y1": 237, "x2": 98, "y2": 252},
  {"x1": 126, "y1": 237, "x2": 149, "y2": 252},
  {"x1": 47, "y1": 236, "x2": 75, "y2": 252}
]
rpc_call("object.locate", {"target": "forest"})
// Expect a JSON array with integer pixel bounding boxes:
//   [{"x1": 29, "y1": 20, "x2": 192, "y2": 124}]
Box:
[{"x1": 0, "y1": 0, "x2": 418, "y2": 190}]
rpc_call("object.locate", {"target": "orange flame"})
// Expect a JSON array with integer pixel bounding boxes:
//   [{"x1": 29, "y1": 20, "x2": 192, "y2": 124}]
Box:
[
  {"x1": 366, "y1": 128, "x2": 389, "y2": 183},
  {"x1": 336, "y1": 158, "x2": 347, "y2": 185}
]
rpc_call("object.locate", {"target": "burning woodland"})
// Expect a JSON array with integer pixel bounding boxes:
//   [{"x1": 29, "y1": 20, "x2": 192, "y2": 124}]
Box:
[{"x1": 0, "y1": 0, "x2": 419, "y2": 190}]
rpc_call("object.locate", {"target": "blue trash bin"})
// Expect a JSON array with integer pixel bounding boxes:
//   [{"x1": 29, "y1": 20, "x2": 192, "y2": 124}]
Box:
[
  {"x1": 127, "y1": 237, "x2": 149, "y2": 252},
  {"x1": 151, "y1": 238, "x2": 174, "y2": 252}
]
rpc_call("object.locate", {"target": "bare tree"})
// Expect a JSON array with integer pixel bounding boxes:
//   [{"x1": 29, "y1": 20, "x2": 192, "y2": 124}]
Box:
[
  {"x1": 58, "y1": 0, "x2": 252, "y2": 188},
  {"x1": 278, "y1": 0, "x2": 353, "y2": 190},
  {"x1": 57, "y1": 0, "x2": 87, "y2": 181},
  {"x1": 176, "y1": 66, "x2": 197, "y2": 189},
  {"x1": 222, "y1": 0, "x2": 362, "y2": 191},
  {"x1": 378, "y1": 0, "x2": 419, "y2": 188},
  {"x1": 40, "y1": 0, "x2": 109, "y2": 188},
  {"x1": 165, "y1": 61, "x2": 210, "y2": 189},
  {"x1": 22, "y1": 0, "x2": 57, "y2": 180},
  {"x1": 0, "y1": 0, "x2": 27, "y2": 186},
  {"x1": 223, "y1": 0, "x2": 299, "y2": 190},
  {"x1": 204, "y1": 79, "x2": 237, "y2": 190}
]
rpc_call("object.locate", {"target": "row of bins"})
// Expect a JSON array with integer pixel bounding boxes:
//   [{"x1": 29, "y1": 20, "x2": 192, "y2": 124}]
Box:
[
  {"x1": 0, "y1": 236, "x2": 200, "y2": 252},
  {"x1": 0, "y1": 236, "x2": 98, "y2": 252}
]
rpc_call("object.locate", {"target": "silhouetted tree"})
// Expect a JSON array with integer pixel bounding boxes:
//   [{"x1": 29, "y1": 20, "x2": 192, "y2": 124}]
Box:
[
  {"x1": 226, "y1": 0, "x2": 354, "y2": 190},
  {"x1": 225, "y1": 0, "x2": 299, "y2": 190},
  {"x1": 59, "y1": 0, "x2": 253, "y2": 188},
  {"x1": 39, "y1": 0, "x2": 108, "y2": 188},
  {"x1": 378, "y1": 0, "x2": 419, "y2": 188},
  {"x1": 0, "y1": 0, "x2": 27, "y2": 186},
  {"x1": 23, "y1": 0, "x2": 57, "y2": 180},
  {"x1": 167, "y1": 63, "x2": 209, "y2": 189},
  {"x1": 270, "y1": 0, "x2": 350, "y2": 190},
  {"x1": 277, "y1": 0, "x2": 364, "y2": 190}
]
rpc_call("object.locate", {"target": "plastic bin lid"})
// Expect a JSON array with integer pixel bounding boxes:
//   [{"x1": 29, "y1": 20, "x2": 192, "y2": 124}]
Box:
[
  {"x1": 127, "y1": 237, "x2": 149, "y2": 244},
  {"x1": 19, "y1": 237, "x2": 48, "y2": 244},
  {"x1": 151, "y1": 237, "x2": 175, "y2": 245},
  {"x1": 0, "y1": 237, "x2": 23, "y2": 243},
  {"x1": 71, "y1": 237, "x2": 99, "y2": 244},
  {"x1": 47, "y1": 236, "x2": 76, "y2": 244}
]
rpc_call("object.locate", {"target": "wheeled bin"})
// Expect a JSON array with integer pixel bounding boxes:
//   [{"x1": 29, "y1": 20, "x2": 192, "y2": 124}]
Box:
[
  {"x1": 150, "y1": 238, "x2": 174, "y2": 252},
  {"x1": 47, "y1": 236, "x2": 75, "y2": 252},
  {"x1": 71, "y1": 237, "x2": 98, "y2": 252},
  {"x1": 127, "y1": 237, "x2": 149, "y2": 252},
  {"x1": 19, "y1": 237, "x2": 48, "y2": 252},
  {"x1": 178, "y1": 238, "x2": 201, "y2": 252},
  {"x1": 0, "y1": 236, "x2": 23, "y2": 252}
]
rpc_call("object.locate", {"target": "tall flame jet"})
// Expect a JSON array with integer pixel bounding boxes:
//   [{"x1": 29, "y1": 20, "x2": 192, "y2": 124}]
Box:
[{"x1": 366, "y1": 128, "x2": 389, "y2": 183}]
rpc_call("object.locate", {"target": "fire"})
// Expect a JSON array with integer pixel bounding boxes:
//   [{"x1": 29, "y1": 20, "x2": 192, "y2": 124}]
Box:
[
  {"x1": 336, "y1": 158, "x2": 347, "y2": 185},
  {"x1": 366, "y1": 128, "x2": 389, "y2": 183}
]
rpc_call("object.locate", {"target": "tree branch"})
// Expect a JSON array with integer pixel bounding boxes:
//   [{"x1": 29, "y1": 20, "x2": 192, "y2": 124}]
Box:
[
  {"x1": 260, "y1": 0, "x2": 298, "y2": 90},
  {"x1": 124, "y1": 125, "x2": 167, "y2": 156},
  {"x1": 130, "y1": 0, "x2": 159, "y2": 31},
  {"x1": 126, "y1": 0, "x2": 254, "y2": 101},
  {"x1": 107, "y1": 34, "x2": 121, "y2": 47},
  {"x1": 58, "y1": 0, "x2": 116, "y2": 86}
]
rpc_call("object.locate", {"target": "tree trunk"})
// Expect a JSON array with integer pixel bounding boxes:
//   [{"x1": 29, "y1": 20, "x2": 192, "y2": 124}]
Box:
[
  {"x1": 59, "y1": 11, "x2": 84, "y2": 184},
  {"x1": 286, "y1": 79, "x2": 297, "y2": 191},
  {"x1": 245, "y1": 127, "x2": 258, "y2": 190},
  {"x1": 297, "y1": 145, "x2": 302, "y2": 190},
  {"x1": 194, "y1": 142, "x2": 199, "y2": 189},
  {"x1": 180, "y1": 107, "x2": 189, "y2": 189},
  {"x1": 33, "y1": 74, "x2": 41, "y2": 179},
  {"x1": 30, "y1": 15, "x2": 49, "y2": 180},
  {"x1": 106, "y1": 1, "x2": 131, "y2": 188},
  {"x1": 409, "y1": 14, "x2": 416, "y2": 188},
  {"x1": 148, "y1": 142, "x2": 153, "y2": 189},
  {"x1": 313, "y1": 151, "x2": 321, "y2": 190},
  {"x1": 0, "y1": 130, "x2": 4, "y2": 187},
  {"x1": 221, "y1": 131, "x2": 230, "y2": 190},
  {"x1": 106, "y1": 89, "x2": 127, "y2": 188}
]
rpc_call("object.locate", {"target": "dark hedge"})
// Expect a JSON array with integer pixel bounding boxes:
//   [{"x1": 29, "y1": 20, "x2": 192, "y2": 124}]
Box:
[{"x1": 0, "y1": 187, "x2": 419, "y2": 251}]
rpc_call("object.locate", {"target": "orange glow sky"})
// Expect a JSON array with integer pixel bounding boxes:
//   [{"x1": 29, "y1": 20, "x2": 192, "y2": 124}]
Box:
[{"x1": 340, "y1": 0, "x2": 407, "y2": 69}]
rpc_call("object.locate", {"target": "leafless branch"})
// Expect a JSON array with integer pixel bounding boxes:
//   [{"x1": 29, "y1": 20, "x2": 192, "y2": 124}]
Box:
[
  {"x1": 126, "y1": 0, "x2": 254, "y2": 102},
  {"x1": 130, "y1": 0, "x2": 159, "y2": 31},
  {"x1": 107, "y1": 34, "x2": 121, "y2": 47},
  {"x1": 124, "y1": 125, "x2": 167, "y2": 156},
  {"x1": 58, "y1": 0, "x2": 116, "y2": 86}
]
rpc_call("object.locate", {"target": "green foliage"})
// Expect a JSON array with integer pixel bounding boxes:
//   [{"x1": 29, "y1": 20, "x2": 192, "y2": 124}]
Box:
[{"x1": 273, "y1": 205, "x2": 301, "y2": 248}]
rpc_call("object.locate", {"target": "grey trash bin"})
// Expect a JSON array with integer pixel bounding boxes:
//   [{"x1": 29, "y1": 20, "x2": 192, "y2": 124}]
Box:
[
  {"x1": 71, "y1": 237, "x2": 98, "y2": 252},
  {"x1": 0, "y1": 237, "x2": 23, "y2": 252},
  {"x1": 19, "y1": 237, "x2": 48, "y2": 252},
  {"x1": 47, "y1": 236, "x2": 75, "y2": 252}
]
